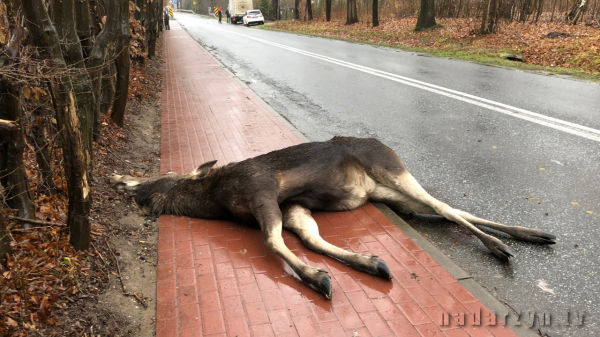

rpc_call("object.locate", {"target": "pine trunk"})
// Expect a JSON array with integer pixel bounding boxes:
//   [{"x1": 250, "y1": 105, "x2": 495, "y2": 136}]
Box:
[
  {"x1": 326, "y1": 0, "x2": 331, "y2": 21},
  {"x1": 307, "y1": 0, "x2": 313, "y2": 20}
]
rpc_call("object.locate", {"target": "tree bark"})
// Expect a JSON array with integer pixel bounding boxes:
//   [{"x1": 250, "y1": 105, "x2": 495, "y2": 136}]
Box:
[
  {"x1": 23, "y1": 0, "x2": 92, "y2": 251},
  {"x1": 567, "y1": 0, "x2": 588, "y2": 24},
  {"x1": 372, "y1": 0, "x2": 379, "y2": 27},
  {"x1": 148, "y1": 0, "x2": 159, "y2": 58},
  {"x1": 306, "y1": 0, "x2": 313, "y2": 20},
  {"x1": 415, "y1": 0, "x2": 437, "y2": 30},
  {"x1": 326, "y1": 0, "x2": 331, "y2": 21},
  {"x1": 0, "y1": 10, "x2": 36, "y2": 224},
  {"x1": 50, "y1": 0, "x2": 96, "y2": 176},
  {"x1": 88, "y1": 0, "x2": 119, "y2": 141},
  {"x1": 0, "y1": 79, "x2": 36, "y2": 223},
  {"x1": 346, "y1": 0, "x2": 359, "y2": 24},
  {"x1": 111, "y1": 0, "x2": 131, "y2": 127},
  {"x1": 0, "y1": 183, "x2": 13, "y2": 260},
  {"x1": 29, "y1": 105, "x2": 56, "y2": 191},
  {"x1": 294, "y1": 0, "x2": 300, "y2": 19},
  {"x1": 480, "y1": 0, "x2": 499, "y2": 34},
  {"x1": 75, "y1": 0, "x2": 93, "y2": 58},
  {"x1": 101, "y1": 60, "x2": 116, "y2": 116}
]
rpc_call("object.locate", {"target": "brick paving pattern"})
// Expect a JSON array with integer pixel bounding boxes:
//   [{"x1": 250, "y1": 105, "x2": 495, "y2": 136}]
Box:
[{"x1": 156, "y1": 21, "x2": 519, "y2": 337}]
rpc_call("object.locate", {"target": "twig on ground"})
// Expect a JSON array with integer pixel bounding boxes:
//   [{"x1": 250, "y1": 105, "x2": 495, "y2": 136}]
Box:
[
  {"x1": 105, "y1": 238, "x2": 127, "y2": 292},
  {"x1": 104, "y1": 146, "x2": 143, "y2": 171},
  {"x1": 8, "y1": 216, "x2": 66, "y2": 227}
]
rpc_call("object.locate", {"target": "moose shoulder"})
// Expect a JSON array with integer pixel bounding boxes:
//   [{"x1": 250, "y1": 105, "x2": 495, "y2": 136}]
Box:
[{"x1": 110, "y1": 136, "x2": 556, "y2": 299}]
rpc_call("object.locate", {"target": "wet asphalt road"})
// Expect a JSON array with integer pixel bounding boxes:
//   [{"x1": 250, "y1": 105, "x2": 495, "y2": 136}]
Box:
[{"x1": 173, "y1": 14, "x2": 600, "y2": 336}]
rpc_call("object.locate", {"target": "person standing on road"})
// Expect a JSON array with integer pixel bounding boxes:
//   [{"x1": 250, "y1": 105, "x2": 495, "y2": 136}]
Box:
[
  {"x1": 226, "y1": 9, "x2": 231, "y2": 23},
  {"x1": 164, "y1": 10, "x2": 170, "y2": 30},
  {"x1": 218, "y1": 7, "x2": 222, "y2": 23}
]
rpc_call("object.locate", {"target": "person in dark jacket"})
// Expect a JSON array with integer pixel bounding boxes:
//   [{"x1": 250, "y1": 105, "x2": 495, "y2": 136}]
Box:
[
  {"x1": 218, "y1": 7, "x2": 222, "y2": 23},
  {"x1": 226, "y1": 9, "x2": 231, "y2": 23},
  {"x1": 164, "y1": 10, "x2": 170, "y2": 30}
]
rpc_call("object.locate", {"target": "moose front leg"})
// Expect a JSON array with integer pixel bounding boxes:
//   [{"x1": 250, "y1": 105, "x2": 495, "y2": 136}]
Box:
[
  {"x1": 282, "y1": 204, "x2": 392, "y2": 280},
  {"x1": 251, "y1": 195, "x2": 333, "y2": 298}
]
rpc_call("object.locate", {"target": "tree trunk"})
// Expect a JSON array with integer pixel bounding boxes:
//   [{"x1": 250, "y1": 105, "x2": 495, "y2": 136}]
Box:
[
  {"x1": 346, "y1": 0, "x2": 359, "y2": 24},
  {"x1": 29, "y1": 105, "x2": 56, "y2": 191},
  {"x1": 23, "y1": 0, "x2": 92, "y2": 251},
  {"x1": 0, "y1": 79, "x2": 36, "y2": 223},
  {"x1": 480, "y1": 0, "x2": 499, "y2": 34},
  {"x1": 0, "y1": 184, "x2": 12, "y2": 260},
  {"x1": 148, "y1": 0, "x2": 159, "y2": 58},
  {"x1": 101, "y1": 61, "x2": 117, "y2": 116},
  {"x1": 89, "y1": 0, "x2": 105, "y2": 37},
  {"x1": 294, "y1": 0, "x2": 300, "y2": 19},
  {"x1": 0, "y1": 12, "x2": 36, "y2": 224},
  {"x1": 415, "y1": 0, "x2": 437, "y2": 30},
  {"x1": 50, "y1": 0, "x2": 95, "y2": 176},
  {"x1": 75, "y1": 0, "x2": 93, "y2": 58},
  {"x1": 326, "y1": 0, "x2": 331, "y2": 21},
  {"x1": 88, "y1": 0, "x2": 119, "y2": 141},
  {"x1": 373, "y1": 0, "x2": 379, "y2": 26},
  {"x1": 306, "y1": 0, "x2": 313, "y2": 20},
  {"x1": 567, "y1": 0, "x2": 588, "y2": 24},
  {"x1": 111, "y1": 0, "x2": 132, "y2": 127}
]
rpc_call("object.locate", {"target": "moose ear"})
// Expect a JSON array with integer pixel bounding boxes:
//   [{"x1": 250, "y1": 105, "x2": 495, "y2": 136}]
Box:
[{"x1": 191, "y1": 160, "x2": 218, "y2": 177}]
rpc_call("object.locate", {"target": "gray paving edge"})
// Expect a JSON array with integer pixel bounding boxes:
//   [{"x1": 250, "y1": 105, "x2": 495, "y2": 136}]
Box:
[
  {"x1": 182, "y1": 24, "x2": 537, "y2": 337},
  {"x1": 373, "y1": 203, "x2": 540, "y2": 337}
]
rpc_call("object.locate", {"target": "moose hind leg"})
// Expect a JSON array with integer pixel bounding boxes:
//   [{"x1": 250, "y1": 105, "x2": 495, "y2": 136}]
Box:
[
  {"x1": 454, "y1": 210, "x2": 556, "y2": 244},
  {"x1": 374, "y1": 170, "x2": 517, "y2": 261},
  {"x1": 282, "y1": 204, "x2": 392, "y2": 280}
]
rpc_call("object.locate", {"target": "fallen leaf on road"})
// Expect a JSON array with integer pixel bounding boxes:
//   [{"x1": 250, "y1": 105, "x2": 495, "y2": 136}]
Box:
[
  {"x1": 571, "y1": 202, "x2": 579, "y2": 205},
  {"x1": 537, "y1": 280, "x2": 555, "y2": 295}
]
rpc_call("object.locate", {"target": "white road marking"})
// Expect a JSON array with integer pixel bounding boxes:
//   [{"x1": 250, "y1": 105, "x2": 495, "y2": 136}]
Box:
[{"x1": 218, "y1": 28, "x2": 600, "y2": 143}]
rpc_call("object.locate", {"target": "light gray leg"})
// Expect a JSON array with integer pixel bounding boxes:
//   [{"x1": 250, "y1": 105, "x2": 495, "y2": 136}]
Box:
[
  {"x1": 371, "y1": 171, "x2": 520, "y2": 261},
  {"x1": 282, "y1": 204, "x2": 392, "y2": 280}
]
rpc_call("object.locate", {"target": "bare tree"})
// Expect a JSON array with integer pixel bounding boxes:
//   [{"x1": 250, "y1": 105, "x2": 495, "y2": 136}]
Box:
[
  {"x1": 24, "y1": 0, "x2": 92, "y2": 251},
  {"x1": 50, "y1": 0, "x2": 96, "y2": 175},
  {"x1": 567, "y1": 0, "x2": 588, "y2": 24},
  {"x1": 481, "y1": 0, "x2": 499, "y2": 33},
  {"x1": 415, "y1": 0, "x2": 437, "y2": 30},
  {"x1": 0, "y1": 9, "x2": 36, "y2": 224},
  {"x1": 326, "y1": 0, "x2": 332, "y2": 21},
  {"x1": 88, "y1": 0, "x2": 119, "y2": 140},
  {"x1": 346, "y1": 0, "x2": 359, "y2": 24},
  {"x1": 373, "y1": 0, "x2": 379, "y2": 26},
  {"x1": 307, "y1": 0, "x2": 313, "y2": 20},
  {"x1": 111, "y1": 0, "x2": 132, "y2": 127}
]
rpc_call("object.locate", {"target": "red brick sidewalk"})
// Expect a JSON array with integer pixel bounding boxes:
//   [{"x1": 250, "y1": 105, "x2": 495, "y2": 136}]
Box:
[{"x1": 156, "y1": 20, "x2": 519, "y2": 337}]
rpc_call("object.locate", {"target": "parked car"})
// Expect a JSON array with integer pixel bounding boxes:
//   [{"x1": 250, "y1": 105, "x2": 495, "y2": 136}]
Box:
[
  {"x1": 229, "y1": 0, "x2": 251, "y2": 24},
  {"x1": 242, "y1": 10, "x2": 264, "y2": 26}
]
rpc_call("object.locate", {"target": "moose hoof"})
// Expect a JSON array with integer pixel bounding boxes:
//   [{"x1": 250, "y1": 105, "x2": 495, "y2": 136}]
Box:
[
  {"x1": 376, "y1": 259, "x2": 392, "y2": 280},
  {"x1": 508, "y1": 227, "x2": 557, "y2": 244},
  {"x1": 306, "y1": 271, "x2": 332, "y2": 299},
  {"x1": 491, "y1": 244, "x2": 517, "y2": 262}
]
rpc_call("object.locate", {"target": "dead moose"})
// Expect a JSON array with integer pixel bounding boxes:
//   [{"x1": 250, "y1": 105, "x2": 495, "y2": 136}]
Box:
[{"x1": 111, "y1": 137, "x2": 556, "y2": 299}]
